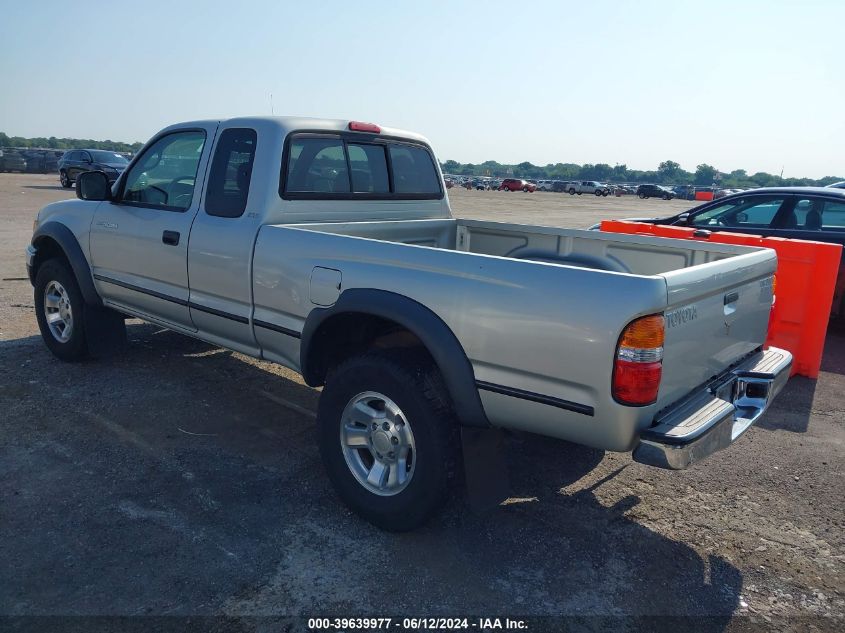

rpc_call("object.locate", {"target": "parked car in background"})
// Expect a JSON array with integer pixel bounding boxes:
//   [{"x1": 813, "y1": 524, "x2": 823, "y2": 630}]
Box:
[
  {"x1": 499, "y1": 178, "x2": 536, "y2": 192},
  {"x1": 57, "y1": 150, "x2": 130, "y2": 188},
  {"x1": 636, "y1": 184, "x2": 675, "y2": 200},
  {"x1": 605, "y1": 187, "x2": 845, "y2": 320},
  {"x1": 0, "y1": 149, "x2": 28, "y2": 172},
  {"x1": 568, "y1": 181, "x2": 610, "y2": 196},
  {"x1": 537, "y1": 180, "x2": 555, "y2": 192},
  {"x1": 550, "y1": 181, "x2": 570, "y2": 193}
]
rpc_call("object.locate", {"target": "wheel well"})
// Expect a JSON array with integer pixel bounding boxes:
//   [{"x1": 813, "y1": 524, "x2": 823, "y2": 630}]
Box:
[
  {"x1": 304, "y1": 313, "x2": 433, "y2": 386},
  {"x1": 32, "y1": 236, "x2": 69, "y2": 275}
]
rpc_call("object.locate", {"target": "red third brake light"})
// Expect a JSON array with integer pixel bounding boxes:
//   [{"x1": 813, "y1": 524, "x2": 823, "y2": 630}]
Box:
[
  {"x1": 348, "y1": 121, "x2": 381, "y2": 133},
  {"x1": 612, "y1": 314, "x2": 665, "y2": 406}
]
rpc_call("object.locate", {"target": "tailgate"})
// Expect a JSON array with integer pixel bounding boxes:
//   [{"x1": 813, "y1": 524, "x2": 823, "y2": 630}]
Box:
[{"x1": 656, "y1": 248, "x2": 777, "y2": 410}]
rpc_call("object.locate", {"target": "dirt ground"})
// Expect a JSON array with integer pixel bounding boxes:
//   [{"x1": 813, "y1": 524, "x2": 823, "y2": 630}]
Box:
[{"x1": 1, "y1": 173, "x2": 842, "y2": 631}]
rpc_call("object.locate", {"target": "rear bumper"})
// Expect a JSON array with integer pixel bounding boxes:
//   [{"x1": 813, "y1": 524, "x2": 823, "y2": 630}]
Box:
[{"x1": 633, "y1": 347, "x2": 792, "y2": 470}]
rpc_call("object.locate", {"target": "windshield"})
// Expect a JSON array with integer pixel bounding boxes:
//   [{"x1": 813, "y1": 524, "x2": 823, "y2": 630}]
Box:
[{"x1": 90, "y1": 151, "x2": 129, "y2": 164}]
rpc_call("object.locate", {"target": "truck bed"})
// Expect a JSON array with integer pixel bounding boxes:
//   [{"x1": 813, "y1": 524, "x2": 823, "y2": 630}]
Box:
[
  {"x1": 252, "y1": 218, "x2": 776, "y2": 450},
  {"x1": 290, "y1": 217, "x2": 739, "y2": 275}
]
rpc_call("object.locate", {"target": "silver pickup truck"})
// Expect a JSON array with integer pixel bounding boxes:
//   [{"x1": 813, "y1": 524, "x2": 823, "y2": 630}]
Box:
[
  {"x1": 26, "y1": 116, "x2": 791, "y2": 530},
  {"x1": 567, "y1": 180, "x2": 611, "y2": 196}
]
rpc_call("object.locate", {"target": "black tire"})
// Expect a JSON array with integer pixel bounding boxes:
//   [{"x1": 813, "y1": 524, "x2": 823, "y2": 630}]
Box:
[
  {"x1": 317, "y1": 351, "x2": 460, "y2": 531},
  {"x1": 638, "y1": 192, "x2": 646, "y2": 199},
  {"x1": 523, "y1": 186, "x2": 529, "y2": 192},
  {"x1": 602, "y1": 191, "x2": 609, "y2": 197},
  {"x1": 569, "y1": 188, "x2": 576, "y2": 195},
  {"x1": 59, "y1": 170, "x2": 72, "y2": 188},
  {"x1": 662, "y1": 193, "x2": 670, "y2": 200},
  {"x1": 34, "y1": 258, "x2": 89, "y2": 361},
  {"x1": 594, "y1": 190, "x2": 602, "y2": 196}
]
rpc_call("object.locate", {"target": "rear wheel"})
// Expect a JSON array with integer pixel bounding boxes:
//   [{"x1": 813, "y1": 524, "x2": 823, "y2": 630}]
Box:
[
  {"x1": 59, "y1": 170, "x2": 71, "y2": 188},
  {"x1": 317, "y1": 351, "x2": 459, "y2": 531},
  {"x1": 569, "y1": 188, "x2": 576, "y2": 195}
]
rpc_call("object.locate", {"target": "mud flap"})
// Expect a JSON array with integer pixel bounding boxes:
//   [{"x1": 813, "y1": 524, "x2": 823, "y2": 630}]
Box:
[
  {"x1": 84, "y1": 305, "x2": 127, "y2": 358},
  {"x1": 461, "y1": 427, "x2": 510, "y2": 511}
]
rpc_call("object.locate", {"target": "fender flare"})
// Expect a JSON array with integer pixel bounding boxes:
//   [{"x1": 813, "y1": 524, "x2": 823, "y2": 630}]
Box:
[
  {"x1": 301, "y1": 288, "x2": 490, "y2": 428},
  {"x1": 31, "y1": 222, "x2": 102, "y2": 306}
]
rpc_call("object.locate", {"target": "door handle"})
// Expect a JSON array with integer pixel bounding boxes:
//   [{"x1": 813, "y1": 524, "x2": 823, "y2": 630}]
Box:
[{"x1": 162, "y1": 230, "x2": 180, "y2": 246}]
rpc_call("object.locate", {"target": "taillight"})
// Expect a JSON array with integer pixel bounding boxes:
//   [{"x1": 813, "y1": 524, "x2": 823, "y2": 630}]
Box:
[
  {"x1": 348, "y1": 121, "x2": 381, "y2": 133},
  {"x1": 613, "y1": 314, "x2": 664, "y2": 406}
]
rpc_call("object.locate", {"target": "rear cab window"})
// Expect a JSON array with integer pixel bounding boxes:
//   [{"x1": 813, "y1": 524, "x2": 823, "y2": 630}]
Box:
[{"x1": 282, "y1": 132, "x2": 442, "y2": 200}]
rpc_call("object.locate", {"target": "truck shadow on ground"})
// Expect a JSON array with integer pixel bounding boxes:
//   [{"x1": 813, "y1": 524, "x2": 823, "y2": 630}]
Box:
[{"x1": 1, "y1": 323, "x2": 740, "y2": 627}]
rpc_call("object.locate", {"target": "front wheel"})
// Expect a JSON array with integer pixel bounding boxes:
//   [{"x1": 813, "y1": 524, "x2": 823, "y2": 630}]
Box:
[
  {"x1": 59, "y1": 170, "x2": 72, "y2": 188},
  {"x1": 594, "y1": 190, "x2": 602, "y2": 196},
  {"x1": 523, "y1": 186, "x2": 529, "y2": 192},
  {"x1": 569, "y1": 188, "x2": 576, "y2": 195},
  {"x1": 34, "y1": 259, "x2": 89, "y2": 361},
  {"x1": 317, "y1": 351, "x2": 459, "y2": 531}
]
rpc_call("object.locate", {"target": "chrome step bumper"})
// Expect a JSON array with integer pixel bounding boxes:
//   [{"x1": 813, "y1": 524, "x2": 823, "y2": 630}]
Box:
[{"x1": 633, "y1": 347, "x2": 792, "y2": 470}]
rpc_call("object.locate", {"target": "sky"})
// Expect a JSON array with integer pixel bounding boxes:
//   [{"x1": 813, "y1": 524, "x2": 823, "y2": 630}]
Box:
[{"x1": 1, "y1": 0, "x2": 843, "y2": 178}]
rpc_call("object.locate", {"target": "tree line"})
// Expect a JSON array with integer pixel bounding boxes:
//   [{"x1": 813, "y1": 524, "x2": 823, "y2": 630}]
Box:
[
  {"x1": 4, "y1": 131, "x2": 839, "y2": 188},
  {"x1": 0, "y1": 132, "x2": 144, "y2": 154},
  {"x1": 440, "y1": 159, "x2": 842, "y2": 189}
]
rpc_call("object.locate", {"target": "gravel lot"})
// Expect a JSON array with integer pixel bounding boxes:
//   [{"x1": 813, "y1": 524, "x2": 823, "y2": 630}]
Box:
[{"x1": 1, "y1": 174, "x2": 842, "y2": 631}]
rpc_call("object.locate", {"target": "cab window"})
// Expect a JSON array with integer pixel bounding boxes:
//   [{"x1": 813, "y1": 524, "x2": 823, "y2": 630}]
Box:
[
  {"x1": 121, "y1": 130, "x2": 206, "y2": 211},
  {"x1": 205, "y1": 128, "x2": 257, "y2": 218},
  {"x1": 286, "y1": 138, "x2": 349, "y2": 193},
  {"x1": 348, "y1": 143, "x2": 389, "y2": 193},
  {"x1": 282, "y1": 134, "x2": 442, "y2": 199},
  {"x1": 388, "y1": 145, "x2": 440, "y2": 195}
]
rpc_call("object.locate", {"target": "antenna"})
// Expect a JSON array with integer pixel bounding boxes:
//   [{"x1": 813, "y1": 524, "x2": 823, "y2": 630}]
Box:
[{"x1": 270, "y1": 93, "x2": 274, "y2": 116}]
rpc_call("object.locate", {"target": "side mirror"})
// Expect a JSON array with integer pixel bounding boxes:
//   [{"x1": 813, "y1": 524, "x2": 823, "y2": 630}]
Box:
[
  {"x1": 677, "y1": 212, "x2": 690, "y2": 224},
  {"x1": 76, "y1": 171, "x2": 112, "y2": 201}
]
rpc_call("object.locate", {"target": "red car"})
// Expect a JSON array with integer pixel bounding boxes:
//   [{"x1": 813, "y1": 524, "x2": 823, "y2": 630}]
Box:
[{"x1": 499, "y1": 178, "x2": 536, "y2": 192}]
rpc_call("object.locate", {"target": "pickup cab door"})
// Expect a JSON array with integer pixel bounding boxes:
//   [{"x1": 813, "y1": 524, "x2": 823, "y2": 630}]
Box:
[
  {"x1": 186, "y1": 126, "x2": 261, "y2": 355},
  {"x1": 89, "y1": 124, "x2": 218, "y2": 330}
]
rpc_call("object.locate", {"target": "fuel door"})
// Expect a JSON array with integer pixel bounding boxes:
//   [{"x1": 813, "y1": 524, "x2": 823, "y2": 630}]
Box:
[{"x1": 310, "y1": 267, "x2": 342, "y2": 306}]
